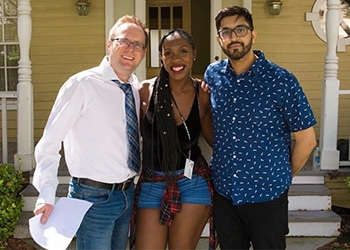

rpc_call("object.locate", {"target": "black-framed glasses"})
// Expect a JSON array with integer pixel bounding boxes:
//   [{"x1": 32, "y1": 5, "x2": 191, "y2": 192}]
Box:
[
  {"x1": 111, "y1": 38, "x2": 146, "y2": 52},
  {"x1": 217, "y1": 25, "x2": 252, "y2": 40}
]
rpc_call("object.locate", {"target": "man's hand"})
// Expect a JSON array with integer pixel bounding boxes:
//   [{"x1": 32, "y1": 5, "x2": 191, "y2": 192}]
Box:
[
  {"x1": 34, "y1": 203, "x2": 54, "y2": 224},
  {"x1": 194, "y1": 78, "x2": 210, "y2": 93}
]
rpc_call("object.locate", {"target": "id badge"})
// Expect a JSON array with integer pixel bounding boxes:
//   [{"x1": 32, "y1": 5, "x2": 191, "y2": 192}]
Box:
[{"x1": 184, "y1": 158, "x2": 194, "y2": 179}]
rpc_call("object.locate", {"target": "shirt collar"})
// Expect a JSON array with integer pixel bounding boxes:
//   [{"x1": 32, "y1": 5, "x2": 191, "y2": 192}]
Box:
[
  {"x1": 223, "y1": 50, "x2": 266, "y2": 76},
  {"x1": 99, "y1": 56, "x2": 136, "y2": 85}
]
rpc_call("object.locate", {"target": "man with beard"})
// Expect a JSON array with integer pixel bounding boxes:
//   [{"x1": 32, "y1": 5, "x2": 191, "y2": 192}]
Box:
[{"x1": 204, "y1": 6, "x2": 317, "y2": 250}]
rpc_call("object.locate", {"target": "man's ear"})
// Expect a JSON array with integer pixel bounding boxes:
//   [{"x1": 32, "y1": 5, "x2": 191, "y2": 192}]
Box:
[
  {"x1": 216, "y1": 35, "x2": 222, "y2": 45},
  {"x1": 106, "y1": 40, "x2": 112, "y2": 52},
  {"x1": 252, "y1": 30, "x2": 257, "y2": 43}
]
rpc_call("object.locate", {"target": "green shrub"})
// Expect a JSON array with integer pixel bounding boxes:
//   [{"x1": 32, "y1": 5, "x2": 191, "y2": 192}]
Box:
[
  {"x1": 346, "y1": 176, "x2": 350, "y2": 190},
  {"x1": 0, "y1": 164, "x2": 24, "y2": 250}
]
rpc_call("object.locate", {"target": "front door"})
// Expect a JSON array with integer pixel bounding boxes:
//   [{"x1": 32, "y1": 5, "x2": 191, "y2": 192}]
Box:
[{"x1": 146, "y1": 0, "x2": 190, "y2": 79}]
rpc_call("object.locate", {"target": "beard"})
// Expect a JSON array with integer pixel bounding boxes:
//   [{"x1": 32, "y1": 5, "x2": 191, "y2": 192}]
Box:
[{"x1": 222, "y1": 38, "x2": 253, "y2": 60}]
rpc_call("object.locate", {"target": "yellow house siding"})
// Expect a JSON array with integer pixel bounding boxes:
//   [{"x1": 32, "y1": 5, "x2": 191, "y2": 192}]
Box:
[
  {"x1": 31, "y1": 0, "x2": 106, "y2": 141},
  {"x1": 0, "y1": 111, "x2": 17, "y2": 141},
  {"x1": 28, "y1": 0, "x2": 350, "y2": 143},
  {"x1": 325, "y1": 176, "x2": 350, "y2": 209}
]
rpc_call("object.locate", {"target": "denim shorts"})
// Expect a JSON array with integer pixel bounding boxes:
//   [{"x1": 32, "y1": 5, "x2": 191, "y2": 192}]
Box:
[{"x1": 137, "y1": 169, "x2": 211, "y2": 208}]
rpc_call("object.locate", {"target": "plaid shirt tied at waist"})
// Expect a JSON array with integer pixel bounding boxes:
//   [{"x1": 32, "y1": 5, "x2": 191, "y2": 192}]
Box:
[{"x1": 130, "y1": 154, "x2": 218, "y2": 250}]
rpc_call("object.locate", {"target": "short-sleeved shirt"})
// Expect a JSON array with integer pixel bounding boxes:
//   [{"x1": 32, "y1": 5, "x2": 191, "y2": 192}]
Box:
[{"x1": 204, "y1": 50, "x2": 317, "y2": 205}]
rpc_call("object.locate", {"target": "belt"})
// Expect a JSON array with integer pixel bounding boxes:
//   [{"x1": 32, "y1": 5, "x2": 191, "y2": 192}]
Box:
[{"x1": 73, "y1": 177, "x2": 134, "y2": 191}]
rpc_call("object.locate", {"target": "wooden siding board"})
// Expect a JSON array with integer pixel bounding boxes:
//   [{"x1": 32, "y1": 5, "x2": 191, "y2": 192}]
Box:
[
  {"x1": 28, "y1": 0, "x2": 349, "y2": 141},
  {"x1": 325, "y1": 176, "x2": 350, "y2": 209}
]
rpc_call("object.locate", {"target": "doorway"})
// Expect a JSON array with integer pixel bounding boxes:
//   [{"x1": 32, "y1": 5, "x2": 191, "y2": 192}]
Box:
[{"x1": 146, "y1": 0, "x2": 210, "y2": 79}]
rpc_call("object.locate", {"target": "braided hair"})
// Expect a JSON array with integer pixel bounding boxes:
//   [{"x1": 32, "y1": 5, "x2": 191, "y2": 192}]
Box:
[{"x1": 153, "y1": 28, "x2": 196, "y2": 174}]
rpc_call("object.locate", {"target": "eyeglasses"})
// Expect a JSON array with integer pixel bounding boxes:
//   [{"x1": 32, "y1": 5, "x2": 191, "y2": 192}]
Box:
[
  {"x1": 111, "y1": 38, "x2": 146, "y2": 52},
  {"x1": 217, "y1": 25, "x2": 252, "y2": 40}
]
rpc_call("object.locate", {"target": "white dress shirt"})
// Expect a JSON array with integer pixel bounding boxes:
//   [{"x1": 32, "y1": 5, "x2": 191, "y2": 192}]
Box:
[{"x1": 33, "y1": 56, "x2": 140, "y2": 206}]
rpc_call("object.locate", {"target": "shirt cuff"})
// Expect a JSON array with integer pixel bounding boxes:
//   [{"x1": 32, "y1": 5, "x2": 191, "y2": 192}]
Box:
[{"x1": 36, "y1": 186, "x2": 56, "y2": 208}]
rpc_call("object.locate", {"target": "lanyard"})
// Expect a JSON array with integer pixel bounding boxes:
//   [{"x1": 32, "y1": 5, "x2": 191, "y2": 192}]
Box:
[{"x1": 171, "y1": 94, "x2": 192, "y2": 159}]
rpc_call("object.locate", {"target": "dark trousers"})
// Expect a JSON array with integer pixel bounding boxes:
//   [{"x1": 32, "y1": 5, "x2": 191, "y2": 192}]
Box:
[{"x1": 213, "y1": 191, "x2": 289, "y2": 250}]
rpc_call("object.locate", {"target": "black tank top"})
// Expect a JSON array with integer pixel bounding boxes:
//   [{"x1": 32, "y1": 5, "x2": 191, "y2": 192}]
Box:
[{"x1": 142, "y1": 84, "x2": 202, "y2": 171}]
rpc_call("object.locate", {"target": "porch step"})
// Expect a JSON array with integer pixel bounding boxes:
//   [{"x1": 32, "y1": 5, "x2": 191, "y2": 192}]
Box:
[
  {"x1": 289, "y1": 184, "x2": 332, "y2": 210},
  {"x1": 18, "y1": 160, "x2": 341, "y2": 239},
  {"x1": 288, "y1": 210, "x2": 341, "y2": 236},
  {"x1": 20, "y1": 183, "x2": 335, "y2": 212},
  {"x1": 16, "y1": 209, "x2": 341, "y2": 239}
]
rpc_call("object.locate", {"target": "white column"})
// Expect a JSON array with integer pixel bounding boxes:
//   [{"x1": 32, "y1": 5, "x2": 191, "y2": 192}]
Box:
[
  {"x1": 319, "y1": 0, "x2": 340, "y2": 170},
  {"x1": 242, "y1": 0, "x2": 252, "y2": 12},
  {"x1": 210, "y1": 0, "x2": 222, "y2": 62},
  {"x1": 15, "y1": 0, "x2": 34, "y2": 171},
  {"x1": 134, "y1": 0, "x2": 146, "y2": 80}
]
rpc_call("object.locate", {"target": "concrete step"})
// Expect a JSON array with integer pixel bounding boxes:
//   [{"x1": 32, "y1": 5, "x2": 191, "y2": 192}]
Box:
[
  {"x1": 15, "y1": 209, "x2": 341, "y2": 239},
  {"x1": 22, "y1": 182, "x2": 334, "y2": 212},
  {"x1": 201, "y1": 210, "x2": 341, "y2": 237},
  {"x1": 22, "y1": 184, "x2": 68, "y2": 212},
  {"x1": 288, "y1": 210, "x2": 341, "y2": 237},
  {"x1": 292, "y1": 175, "x2": 324, "y2": 184},
  {"x1": 288, "y1": 184, "x2": 332, "y2": 211}
]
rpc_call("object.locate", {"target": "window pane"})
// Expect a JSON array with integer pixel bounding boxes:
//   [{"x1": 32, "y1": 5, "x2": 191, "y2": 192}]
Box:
[
  {"x1": 319, "y1": 1, "x2": 350, "y2": 39},
  {"x1": 150, "y1": 29, "x2": 169, "y2": 68},
  {"x1": 7, "y1": 68, "x2": 17, "y2": 91},
  {"x1": 6, "y1": 44, "x2": 19, "y2": 66},
  {"x1": 173, "y1": 6, "x2": 182, "y2": 29},
  {"x1": 161, "y1": 7, "x2": 170, "y2": 29},
  {"x1": 0, "y1": 45, "x2": 4, "y2": 66},
  {"x1": 0, "y1": 69, "x2": 5, "y2": 91},
  {"x1": 4, "y1": 17, "x2": 18, "y2": 42},
  {"x1": 150, "y1": 30, "x2": 159, "y2": 67},
  {"x1": 149, "y1": 7, "x2": 158, "y2": 30},
  {"x1": 4, "y1": 0, "x2": 17, "y2": 17}
]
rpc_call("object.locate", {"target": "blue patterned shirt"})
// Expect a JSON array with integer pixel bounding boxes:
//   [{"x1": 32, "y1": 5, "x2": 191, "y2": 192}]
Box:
[{"x1": 204, "y1": 50, "x2": 317, "y2": 205}]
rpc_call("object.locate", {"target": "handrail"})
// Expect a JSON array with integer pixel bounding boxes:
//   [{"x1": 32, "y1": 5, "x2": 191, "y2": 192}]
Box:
[{"x1": 0, "y1": 91, "x2": 17, "y2": 163}]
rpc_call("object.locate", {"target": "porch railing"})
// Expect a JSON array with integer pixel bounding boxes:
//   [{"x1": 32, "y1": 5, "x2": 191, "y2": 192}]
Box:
[
  {"x1": 339, "y1": 89, "x2": 350, "y2": 166},
  {"x1": 0, "y1": 91, "x2": 17, "y2": 163}
]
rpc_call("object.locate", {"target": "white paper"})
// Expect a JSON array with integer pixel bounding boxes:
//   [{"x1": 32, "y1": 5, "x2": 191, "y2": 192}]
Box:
[{"x1": 29, "y1": 197, "x2": 92, "y2": 250}]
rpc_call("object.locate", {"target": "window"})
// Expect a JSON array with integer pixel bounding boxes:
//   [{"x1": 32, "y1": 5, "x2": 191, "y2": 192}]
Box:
[
  {"x1": 319, "y1": 0, "x2": 350, "y2": 39},
  {"x1": 0, "y1": 0, "x2": 19, "y2": 92},
  {"x1": 148, "y1": 5, "x2": 183, "y2": 68},
  {"x1": 146, "y1": 1, "x2": 190, "y2": 78},
  {"x1": 307, "y1": 0, "x2": 350, "y2": 51}
]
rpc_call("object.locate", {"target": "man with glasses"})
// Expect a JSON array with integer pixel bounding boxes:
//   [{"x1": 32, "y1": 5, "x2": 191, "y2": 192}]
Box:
[
  {"x1": 33, "y1": 15, "x2": 148, "y2": 250},
  {"x1": 204, "y1": 6, "x2": 317, "y2": 250}
]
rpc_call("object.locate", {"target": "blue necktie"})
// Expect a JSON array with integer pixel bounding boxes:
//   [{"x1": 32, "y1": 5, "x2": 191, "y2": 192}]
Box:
[{"x1": 114, "y1": 80, "x2": 140, "y2": 173}]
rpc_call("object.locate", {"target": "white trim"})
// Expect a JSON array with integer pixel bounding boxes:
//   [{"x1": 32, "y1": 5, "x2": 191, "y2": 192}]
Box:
[
  {"x1": 134, "y1": 0, "x2": 147, "y2": 81},
  {"x1": 105, "y1": 0, "x2": 115, "y2": 42},
  {"x1": 210, "y1": 0, "x2": 222, "y2": 63},
  {"x1": 242, "y1": 0, "x2": 252, "y2": 12}
]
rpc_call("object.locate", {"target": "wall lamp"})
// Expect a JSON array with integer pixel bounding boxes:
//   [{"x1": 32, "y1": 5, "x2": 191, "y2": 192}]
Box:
[
  {"x1": 76, "y1": 0, "x2": 91, "y2": 16},
  {"x1": 266, "y1": 0, "x2": 283, "y2": 16}
]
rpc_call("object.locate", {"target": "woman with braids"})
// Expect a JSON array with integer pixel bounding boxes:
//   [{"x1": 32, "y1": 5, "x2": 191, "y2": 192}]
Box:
[{"x1": 130, "y1": 28, "x2": 216, "y2": 250}]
